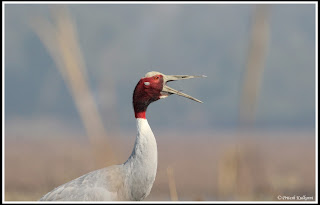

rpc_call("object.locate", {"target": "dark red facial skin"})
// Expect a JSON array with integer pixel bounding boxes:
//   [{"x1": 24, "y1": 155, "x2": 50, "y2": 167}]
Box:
[{"x1": 133, "y1": 75, "x2": 164, "y2": 119}]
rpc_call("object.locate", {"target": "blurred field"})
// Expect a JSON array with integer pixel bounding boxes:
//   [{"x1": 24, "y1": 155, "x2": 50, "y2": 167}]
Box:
[{"x1": 5, "y1": 130, "x2": 315, "y2": 201}]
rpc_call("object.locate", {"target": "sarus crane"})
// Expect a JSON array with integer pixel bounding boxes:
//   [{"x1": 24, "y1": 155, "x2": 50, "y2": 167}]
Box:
[{"x1": 39, "y1": 71, "x2": 205, "y2": 201}]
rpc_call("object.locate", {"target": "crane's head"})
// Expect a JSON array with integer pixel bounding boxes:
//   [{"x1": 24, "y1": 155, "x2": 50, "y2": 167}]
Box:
[{"x1": 133, "y1": 71, "x2": 206, "y2": 118}]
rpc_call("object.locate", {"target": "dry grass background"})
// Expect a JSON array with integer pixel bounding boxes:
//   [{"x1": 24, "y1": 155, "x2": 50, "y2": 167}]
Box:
[{"x1": 5, "y1": 131, "x2": 315, "y2": 201}]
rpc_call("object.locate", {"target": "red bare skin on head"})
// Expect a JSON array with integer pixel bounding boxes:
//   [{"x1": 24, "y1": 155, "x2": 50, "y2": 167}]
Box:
[{"x1": 133, "y1": 75, "x2": 164, "y2": 119}]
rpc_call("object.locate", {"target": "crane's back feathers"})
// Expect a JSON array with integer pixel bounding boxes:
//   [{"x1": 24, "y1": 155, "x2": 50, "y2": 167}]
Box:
[{"x1": 39, "y1": 165, "x2": 125, "y2": 201}]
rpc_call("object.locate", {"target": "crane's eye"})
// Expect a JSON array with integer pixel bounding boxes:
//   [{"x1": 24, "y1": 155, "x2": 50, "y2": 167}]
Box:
[{"x1": 154, "y1": 76, "x2": 159, "y2": 80}]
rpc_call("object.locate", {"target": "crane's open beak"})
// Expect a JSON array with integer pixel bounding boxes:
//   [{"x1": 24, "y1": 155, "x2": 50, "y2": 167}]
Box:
[{"x1": 161, "y1": 74, "x2": 207, "y2": 103}]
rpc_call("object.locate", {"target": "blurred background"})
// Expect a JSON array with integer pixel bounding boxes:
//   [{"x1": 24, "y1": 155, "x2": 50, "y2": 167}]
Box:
[{"x1": 4, "y1": 3, "x2": 316, "y2": 201}]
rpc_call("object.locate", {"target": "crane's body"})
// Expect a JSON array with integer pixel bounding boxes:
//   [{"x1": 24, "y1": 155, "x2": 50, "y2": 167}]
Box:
[
  {"x1": 40, "y1": 118, "x2": 156, "y2": 201},
  {"x1": 39, "y1": 71, "x2": 205, "y2": 201}
]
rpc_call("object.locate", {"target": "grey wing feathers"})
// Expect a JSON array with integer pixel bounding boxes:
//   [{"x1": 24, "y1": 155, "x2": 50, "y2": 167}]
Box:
[{"x1": 39, "y1": 165, "x2": 125, "y2": 201}]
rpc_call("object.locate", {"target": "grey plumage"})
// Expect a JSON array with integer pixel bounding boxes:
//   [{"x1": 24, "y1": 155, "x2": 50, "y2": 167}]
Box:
[{"x1": 39, "y1": 165, "x2": 125, "y2": 201}]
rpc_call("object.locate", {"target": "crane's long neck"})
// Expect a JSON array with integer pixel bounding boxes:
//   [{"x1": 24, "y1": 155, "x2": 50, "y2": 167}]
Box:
[{"x1": 123, "y1": 117, "x2": 158, "y2": 200}]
